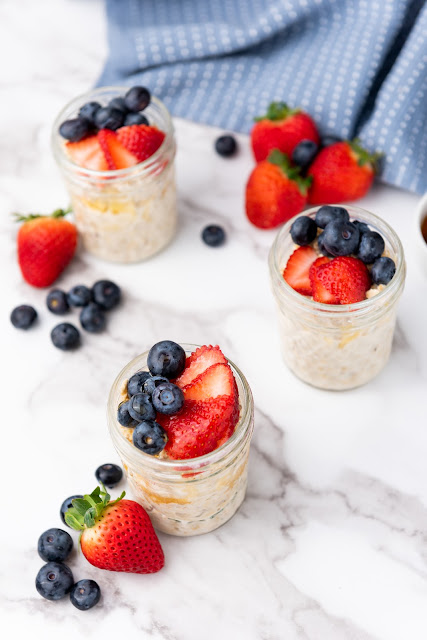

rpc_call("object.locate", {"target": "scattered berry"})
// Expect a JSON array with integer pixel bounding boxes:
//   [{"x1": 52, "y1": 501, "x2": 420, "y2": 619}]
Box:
[
  {"x1": 315, "y1": 205, "x2": 350, "y2": 229},
  {"x1": 51, "y1": 323, "x2": 80, "y2": 350},
  {"x1": 371, "y1": 256, "x2": 396, "y2": 284},
  {"x1": 128, "y1": 393, "x2": 156, "y2": 422},
  {"x1": 202, "y1": 224, "x2": 226, "y2": 247},
  {"x1": 94, "y1": 107, "x2": 125, "y2": 131},
  {"x1": 60, "y1": 495, "x2": 83, "y2": 527},
  {"x1": 10, "y1": 305, "x2": 37, "y2": 329},
  {"x1": 147, "y1": 340, "x2": 186, "y2": 379},
  {"x1": 127, "y1": 370, "x2": 151, "y2": 396},
  {"x1": 46, "y1": 289, "x2": 69, "y2": 315},
  {"x1": 313, "y1": 256, "x2": 371, "y2": 304},
  {"x1": 79, "y1": 302, "x2": 106, "y2": 333},
  {"x1": 133, "y1": 420, "x2": 168, "y2": 455},
  {"x1": 66, "y1": 135, "x2": 108, "y2": 171},
  {"x1": 356, "y1": 231, "x2": 385, "y2": 263},
  {"x1": 68, "y1": 285, "x2": 92, "y2": 307},
  {"x1": 215, "y1": 135, "x2": 237, "y2": 157},
  {"x1": 117, "y1": 400, "x2": 138, "y2": 427},
  {"x1": 124, "y1": 86, "x2": 151, "y2": 112},
  {"x1": 116, "y1": 125, "x2": 165, "y2": 163},
  {"x1": 292, "y1": 139, "x2": 319, "y2": 171},
  {"x1": 290, "y1": 215, "x2": 318, "y2": 246},
  {"x1": 143, "y1": 375, "x2": 169, "y2": 396},
  {"x1": 321, "y1": 220, "x2": 360, "y2": 256},
  {"x1": 70, "y1": 579, "x2": 101, "y2": 611},
  {"x1": 59, "y1": 118, "x2": 92, "y2": 142},
  {"x1": 95, "y1": 463, "x2": 123, "y2": 488},
  {"x1": 152, "y1": 382, "x2": 184, "y2": 415},
  {"x1": 78, "y1": 101, "x2": 101, "y2": 124},
  {"x1": 124, "y1": 112, "x2": 149, "y2": 126},
  {"x1": 38, "y1": 528, "x2": 73, "y2": 563},
  {"x1": 92, "y1": 280, "x2": 121, "y2": 310},
  {"x1": 35, "y1": 562, "x2": 74, "y2": 601},
  {"x1": 282, "y1": 245, "x2": 318, "y2": 295}
]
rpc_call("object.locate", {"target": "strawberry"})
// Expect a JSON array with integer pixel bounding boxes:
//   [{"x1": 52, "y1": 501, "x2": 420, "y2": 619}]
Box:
[
  {"x1": 65, "y1": 486, "x2": 164, "y2": 574},
  {"x1": 309, "y1": 256, "x2": 339, "y2": 304},
  {"x1": 65, "y1": 135, "x2": 108, "y2": 171},
  {"x1": 313, "y1": 256, "x2": 371, "y2": 304},
  {"x1": 251, "y1": 102, "x2": 319, "y2": 163},
  {"x1": 245, "y1": 150, "x2": 311, "y2": 229},
  {"x1": 97, "y1": 129, "x2": 139, "y2": 170},
  {"x1": 182, "y1": 362, "x2": 237, "y2": 401},
  {"x1": 282, "y1": 245, "x2": 317, "y2": 295},
  {"x1": 176, "y1": 345, "x2": 227, "y2": 388},
  {"x1": 116, "y1": 125, "x2": 165, "y2": 163},
  {"x1": 15, "y1": 208, "x2": 77, "y2": 288},
  {"x1": 308, "y1": 139, "x2": 381, "y2": 204}
]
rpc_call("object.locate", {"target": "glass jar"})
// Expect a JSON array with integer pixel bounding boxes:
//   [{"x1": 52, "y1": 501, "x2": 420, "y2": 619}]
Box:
[
  {"x1": 107, "y1": 345, "x2": 254, "y2": 536},
  {"x1": 269, "y1": 205, "x2": 406, "y2": 390},
  {"x1": 52, "y1": 87, "x2": 177, "y2": 263}
]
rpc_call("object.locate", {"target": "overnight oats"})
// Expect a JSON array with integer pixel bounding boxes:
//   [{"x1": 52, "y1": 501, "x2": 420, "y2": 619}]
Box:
[
  {"x1": 52, "y1": 86, "x2": 177, "y2": 263},
  {"x1": 108, "y1": 341, "x2": 254, "y2": 536},
  {"x1": 269, "y1": 205, "x2": 405, "y2": 390}
]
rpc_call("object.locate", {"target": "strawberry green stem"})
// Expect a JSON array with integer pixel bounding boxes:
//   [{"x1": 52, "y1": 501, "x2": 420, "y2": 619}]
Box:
[
  {"x1": 267, "y1": 149, "x2": 312, "y2": 196},
  {"x1": 349, "y1": 138, "x2": 383, "y2": 172},
  {"x1": 64, "y1": 485, "x2": 126, "y2": 531},
  {"x1": 13, "y1": 206, "x2": 72, "y2": 223},
  {"x1": 254, "y1": 101, "x2": 300, "y2": 122}
]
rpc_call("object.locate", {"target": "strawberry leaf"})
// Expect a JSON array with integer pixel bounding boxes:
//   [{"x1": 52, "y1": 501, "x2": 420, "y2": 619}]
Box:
[
  {"x1": 63, "y1": 485, "x2": 126, "y2": 530},
  {"x1": 267, "y1": 149, "x2": 312, "y2": 196},
  {"x1": 12, "y1": 206, "x2": 72, "y2": 223},
  {"x1": 254, "y1": 101, "x2": 299, "y2": 122},
  {"x1": 349, "y1": 138, "x2": 384, "y2": 172}
]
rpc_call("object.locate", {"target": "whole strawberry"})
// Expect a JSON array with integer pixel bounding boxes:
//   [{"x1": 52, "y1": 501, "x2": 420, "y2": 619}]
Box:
[
  {"x1": 15, "y1": 207, "x2": 77, "y2": 288},
  {"x1": 65, "y1": 486, "x2": 164, "y2": 574},
  {"x1": 308, "y1": 140, "x2": 381, "y2": 204},
  {"x1": 245, "y1": 150, "x2": 311, "y2": 229},
  {"x1": 251, "y1": 102, "x2": 319, "y2": 163}
]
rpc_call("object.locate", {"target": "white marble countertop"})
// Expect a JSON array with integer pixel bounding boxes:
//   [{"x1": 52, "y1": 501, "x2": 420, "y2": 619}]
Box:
[{"x1": 1, "y1": 1, "x2": 426, "y2": 638}]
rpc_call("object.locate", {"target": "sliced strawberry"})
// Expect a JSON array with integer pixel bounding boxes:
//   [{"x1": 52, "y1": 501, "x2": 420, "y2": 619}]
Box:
[
  {"x1": 182, "y1": 363, "x2": 237, "y2": 402},
  {"x1": 117, "y1": 125, "x2": 165, "y2": 163},
  {"x1": 65, "y1": 135, "x2": 108, "y2": 171},
  {"x1": 310, "y1": 257, "x2": 339, "y2": 304},
  {"x1": 176, "y1": 345, "x2": 227, "y2": 388},
  {"x1": 283, "y1": 245, "x2": 317, "y2": 295},
  {"x1": 97, "y1": 129, "x2": 140, "y2": 170},
  {"x1": 316, "y1": 256, "x2": 371, "y2": 304}
]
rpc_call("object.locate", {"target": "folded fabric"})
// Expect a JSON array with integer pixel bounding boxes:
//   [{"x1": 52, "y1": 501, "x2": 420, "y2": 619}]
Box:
[{"x1": 99, "y1": 0, "x2": 427, "y2": 194}]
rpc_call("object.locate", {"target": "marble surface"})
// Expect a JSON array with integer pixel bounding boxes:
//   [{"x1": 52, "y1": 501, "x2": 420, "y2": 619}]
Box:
[{"x1": 1, "y1": 1, "x2": 426, "y2": 638}]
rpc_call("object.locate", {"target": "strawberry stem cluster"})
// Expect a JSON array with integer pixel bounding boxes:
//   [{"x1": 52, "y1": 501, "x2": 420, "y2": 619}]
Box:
[{"x1": 65, "y1": 485, "x2": 125, "y2": 531}]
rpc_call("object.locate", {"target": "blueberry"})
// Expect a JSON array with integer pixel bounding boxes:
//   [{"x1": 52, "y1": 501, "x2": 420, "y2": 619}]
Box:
[
  {"x1": 322, "y1": 220, "x2": 360, "y2": 256},
  {"x1": 371, "y1": 257, "x2": 396, "y2": 285},
  {"x1": 317, "y1": 232, "x2": 333, "y2": 256},
  {"x1": 10, "y1": 305, "x2": 37, "y2": 329},
  {"x1": 117, "y1": 401, "x2": 138, "y2": 427},
  {"x1": 152, "y1": 382, "x2": 184, "y2": 415},
  {"x1": 51, "y1": 323, "x2": 80, "y2": 350},
  {"x1": 133, "y1": 420, "x2": 167, "y2": 455},
  {"x1": 202, "y1": 225, "x2": 226, "y2": 247},
  {"x1": 124, "y1": 86, "x2": 151, "y2": 112},
  {"x1": 291, "y1": 139, "x2": 319, "y2": 171},
  {"x1": 352, "y1": 219, "x2": 371, "y2": 235},
  {"x1": 356, "y1": 231, "x2": 385, "y2": 264},
  {"x1": 94, "y1": 106, "x2": 125, "y2": 131},
  {"x1": 124, "y1": 112, "x2": 149, "y2": 126},
  {"x1": 95, "y1": 463, "x2": 123, "y2": 487},
  {"x1": 38, "y1": 528, "x2": 73, "y2": 563},
  {"x1": 108, "y1": 96, "x2": 129, "y2": 113},
  {"x1": 59, "y1": 117, "x2": 92, "y2": 142},
  {"x1": 80, "y1": 302, "x2": 106, "y2": 333},
  {"x1": 78, "y1": 101, "x2": 101, "y2": 124},
  {"x1": 321, "y1": 135, "x2": 341, "y2": 147},
  {"x1": 214, "y1": 135, "x2": 237, "y2": 157},
  {"x1": 127, "y1": 371, "x2": 151, "y2": 396},
  {"x1": 35, "y1": 562, "x2": 74, "y2": 601},
  {"x1": 92, "y1": 280, "x2": 121, "y2": 310},
  {"x1": 290, "y1": 216, "x2": 318, "y2": 246},
  {"x1": 60, "y1": 495, "x2": 83, "y2": 527},
  {"x1": 70, "y1": 579, "x2": 101, "y2": 611},
  {"x1": 47, "y1": 289, "x2": 69, "y2": 315},
  {"x1": 143, "y1": 375, "x2": 169, "y2": 396},
  {"x1": 315, "y1": 205, "x2": 350, "y2": 229},
  {"x1": 147, "y1": 340, "x2": 186, "y2": 378},
  {"x1": 128, "y1": 393, "x2": 156, "y2": 422},
  {"x1": 68, "y1": 285, "x2": 92, "y2": 307}
]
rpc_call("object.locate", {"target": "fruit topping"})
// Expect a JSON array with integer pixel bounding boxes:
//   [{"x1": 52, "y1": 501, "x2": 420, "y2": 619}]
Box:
[
  {"x1": 124, "y1": 112, "x2": 149, "y2": 126},
  {"x1": 59, "y1": 117, "x2": 93, "y2": 142},
  {"x1": 152, "y1": 382, "x2": 184, "y2": 415},
  {"x1": 10, "y1": 305, "x2": 37, "y2": 329},
  {"x1": 65, "y1": 135, "x2": 108, "y2": 171},
  {"x1": 283, "y1": 245, "x2": 318, "y2": 295},
  {"x1": 51, "y1": 323, "x2": 80, "y2": 350},
  {"x1": 176, "y1": 345, "x2": 227, "y2": 388},
  {"x1": 290, "y1": 215, "x2": 318, "y2": 246},
  {"x1": 60, "y1": 495, "x2": 83, "y2": 527},
  {"x1": 92, "y1": 280, "x2": 121, "y2": 310},
  {"x1": 79, "y1": 302, "x2": 106, "y2": 333},
  {"x1": 321, "y1": 219, "x2": 360, "y2": 256},
  {"x1": 182, "y1": 362, "x2": 236, "y2": 402},
  {"x1": 67, "y1": 284, "x2": 92, "y2": 307},
  {"x1": 95, "y1": 463, "x2": 123, "y2": 488},
  {"x1": 315, "y1": 205, "x2": 350, "y2": 229},
  {"x1": 37, "y1": 528, "x2": 73, "y2": 563},
  {"x1": 291, "y1": 139, "x2": 319, "y2": 172},
  {"x1": 356, "y1": 231, "x2": 385, "y2": 264},
  {"x1": 352, "y1": 219, "x2": 370, "y2": 235},
  {"x1": 94, "y1": 106, "x2": 125, "y2": 131},
  {"x1": 202, "y1": 224, "x2": 226, "y2": 247},
  {"x1": 108, "y1": 96, "x2": 128, "y2": 113},
  {"x1": 371, "y1": 256, "x2": 396, "y2": 285},
  {"x1": 97, "y1": 128, "x2": 139, "y2": 170},
  {"x1": 144, "y1": 375, "x2": 169, "y2": 396},
  {"x1": 116, "y1": 124, "x2": 165, "y2": 163},
  {"x1": 147, "y1": 340, "x2": 186, "y2": 379},
  {"x1": 78, "y1": 101, "x2": 101, "y2": 124},
  {"x1": 309, "y1": 256, "x2": 339, "y2": 304},
  {"x1": 36, "y1": 562, "x2": 74, "y2": 601},
  {"x1": 70, "y1": 579, "x2": 101, "y2": 611},
  {"x1": 128, "y1": 393, "x2": 156, "y2": 422},
  {"x1": 133, "y1": 420, "x2": 168, "y2": 455},
  {"x1": 47, "y1": 289, "x2": 69, "y2": 315},
  {"x1": 215, "y1": 134, "x2": 237, "y2": 157},
  {"x1": 127, "y1": 371, "x2": 151, "y2": 396},
  {"x1": 124, "y1": 86, "x2": 151, "y2": 112},
  {"x1": 117, "y1": 401, "x2": 138, "y2": 427},
  {"x1": 313, "y1": 256, "x2": 371, "y2": 304}
]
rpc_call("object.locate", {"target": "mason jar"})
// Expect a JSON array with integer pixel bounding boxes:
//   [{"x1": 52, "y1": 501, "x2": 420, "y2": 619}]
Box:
[
  {"x1": 52, "y1": 86, "x2": 177, "y2": 263},
  {"x1": 107, "y1": 345, "x2": 254, "y2": 536},
  {"x1": 269, "y1": 206, "x2": 406, "y2": 390}
]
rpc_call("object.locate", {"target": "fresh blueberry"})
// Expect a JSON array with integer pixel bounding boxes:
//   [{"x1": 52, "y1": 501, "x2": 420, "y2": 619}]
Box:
[
  {"x1": 147, "y1": 340, "x2": 186, "y2": 378},
  {"x1": 321, "y1": 135, "x2": 341, "y2": 147},
  {"x1": 127, "y1": 371, "x2": 151, "y2": 396},
  {"x1": 92, "y1": 280, "x2": 121, "y2": 310},
  {"x1": 60, "y1": 495, "x2": 83, "y2": 527},
  {"x1": 47, "y1": 289, "x2": 69, "y2": 315},
  {"x1": 51, "y1": 323, "x2": 80, "y2": 350},
  {"x1": 95, "y1": 463, "x2": 123, "y2": 487},
  {"x1": 202, "y1": 225, "x2": 226, "y2": 247},
  {"x1": 133, "y1": 420, "x2": 167, "y2": 455},
  {"x1": 322, "y1": 220, "x2": 360, "y2": 256},
  {"x1": 108, "y1": 96, "x2": 129, "y2": 113},
  {"x1": 94, "y1": 106, "x2": 125, "y2": 131},
  {"x1": 143, "y1": 375, "x2": 169, "y2": 396},
  {"x1": 68, "y1": 285, "x2": 92, "y2": 307},
  {"x1": 352, "y1": 219, "x2": 371, "y2": 235},
  {"x1": 152, "y1": 382, "x2": 184, "y2": 415},
  {"x1": 80, "y1": 303, "x2": 106, "y2": 333},
  {"x1": 291, "y1": 139, "x2": 319, "y2": 171},
  {"x1": 315, "y1": 205, "x2": 350, "y2": 229},
  {"x1": 124, "y1": 86, "x2": 151, "y2": 112},
  {"x1": 214, "y1": 135, "x2": 237, "y2": 157},
  {"x1": 10, "y1": 305, "x2": 37, "y2": 329},
  {"x1": 35, "y1": 562, "x2": 74, "y2": 601},
  {"x1": 38, "y1": 528, "x2": 73, "y2": 563},
  {"x1": 70, "y1": 579, "x2": 101, "y2": 611},
  {"x1": 59, "y1": 117, "x2": 92, "y2": 142},
  {"x1": 124, "y1": 112, "x2": 149, "y2": 126},
  {"x1": 78, "y1": 101, "x2": 101, "y2": 124},
  {"x1": 356, "y1": 231, "x2": 385, "y2": 264},
  {"x1": 128, "y1": 393, "x2": 156, "y2": 422},
  {"x1": 317, "y1": 232, "x2": 333, "y2": 256},
  {"x1": 371, "y1": 257, "x2": 396, "y2": 285},
  {"x1": 117, "y1": 401, "x2": 138, "y2": 427},
  {"x1": 290, "y1": 216, "x2": 318, "y2": 246}
]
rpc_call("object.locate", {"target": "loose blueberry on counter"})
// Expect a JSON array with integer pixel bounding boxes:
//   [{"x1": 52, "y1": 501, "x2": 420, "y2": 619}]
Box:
[
  {"x1": 133, "y1": 420, "x2": 167, "y2": 455},
  {"x1": 108, "y1": 96, "x2": 129, "y2": 113},
  {"x1": 321, "y1": 135, "x2": 341, "y2": 147},
  {"x1": 291, "y1": 139, "x2": 318, "y2": 171},
  {"x1": 352, "y1": 219, "x2": 370, "y2": 235},
  {"x1": 147, "y1": 340, "x2": 186, "y2": 379},
  {"x1": 124, "y1": 86, "x2": 151, "y2": 112},
  {"x1": 47, "y1": 289, "x2": 69, "y2": 315},
  {"x1": 152, "y1": 382, "x2": 184, "y2": 415},
  {"x1": 68, "y1": 284, "x2": 92, "y2": 307},
  {"x1": 356, "y1": 231, "x2": 385, "y2": 264},
  {"x1": 10, "y1": 305, "x2": 37, "y2": 329},
  {"x1": 80, "y1": 302, "x2": 106, "y2": 333},
  {"x1": 290, "y1": 216, "x2": 318, "y2": 246},
  {"x1": 322, "y1": 220, "x2": 360, "y2": 256},
  {"x1": 371, "y1": 256, "x2": 396, "y2": 284},
  {"x1": 38, "y1": 528, "x2": 73, "y2": 563},
  {"x1": 317, "y1": 232, "x2": 333, "y2": 256},
  {"x1": 60, "y1": 495, "x2": 83, "y2": 527},
  {"x1": 143, "y1": 375, "x2": 169, "y2": 396},
  {"x1": 127, "y1": 370, "x2": 151, "y2": 396},
  {"x1": 51, "y1": 323, "x2": 80, "y2": 350},
  {"x1": 202, "y1": 224, "x2": 226, "y2": 247},
  {"x1": 215, "y1": 134, "x2": 237, "y2": 157},
  {"x1": 70, "y1": 579, "x2": 101, "y2": 611},
  {"x1": 59, "y1": 117, "x2": 92, "y2": 142},
  {"x1": 92, "y1": 280, "x2": 121, "y2": 310},
  {"x1": 94, "y1": 106, "x2": 125, "y2": 131},
  {"x1": 128, "y1": 393, "x2": 157, "y2": 422},
  {"x1": 124, "y1": 112, "x2": 149, "y2": 126},
  {"x1": 95, "y1": 463, "x2": 123, "y2": 488},
  {"x1": 117, "y1": 400, "x2": 138, "y2": 427},
  {"x1": 79, "y1": 101, "x2": 101, "y2": 124},
  {"x1": 315, "y1": 205, "x2": 349, "y2": 229},
  {"x1": 35, "y1": 562, "x2": 74, "y2": 601}
]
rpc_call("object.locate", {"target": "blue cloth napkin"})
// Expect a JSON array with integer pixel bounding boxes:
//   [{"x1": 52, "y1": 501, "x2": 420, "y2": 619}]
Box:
[{"x1": 99, "y1": 0, "x2": 427, "y2": 195}]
